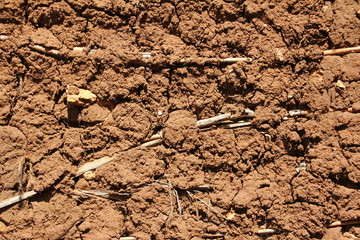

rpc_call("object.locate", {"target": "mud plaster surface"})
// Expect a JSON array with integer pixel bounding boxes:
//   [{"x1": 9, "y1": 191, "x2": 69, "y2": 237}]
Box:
[{"x1": 0, "y1": 0, "x2": 359, "y2": 239}]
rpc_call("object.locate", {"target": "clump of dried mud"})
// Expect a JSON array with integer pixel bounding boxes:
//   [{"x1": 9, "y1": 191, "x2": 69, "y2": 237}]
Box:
[{"x1": 0, "y1": 0, "x2": 359, "y2": 239}]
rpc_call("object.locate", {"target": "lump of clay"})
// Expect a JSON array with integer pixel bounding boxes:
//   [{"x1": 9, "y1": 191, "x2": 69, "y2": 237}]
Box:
[
  {"x1": 163, "y1": 110, "x2": 199, "y2": 151},
  {"x1": 66, "y1": 85, "x2": 97, "y2": 107}
]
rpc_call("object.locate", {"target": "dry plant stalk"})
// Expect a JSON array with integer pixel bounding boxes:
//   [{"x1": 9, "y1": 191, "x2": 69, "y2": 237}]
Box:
[
  {"x1": 119, "y1": 237, "x2": 136, "y2": 240},
  {"x1": 30, "y1": 44, "x2": 61, "y2": 56},
  {"x1": 0, "y1": 35, "x2": 9, "y2": 40},
  {"x1": 76, "y1": 156, "x2": 114, "y2": 176},
  {"x1": 197, "y1": 110, "x2": 255, "y2": 129},
  {"x1": 256, "y1": 229, "x2": 276, "y2": 234},
  {"x1": 142, "y1": 130, "x2": 163, "y2": 142},
  {"x1": 324, "y1": 46, "x2": 360, "y2": 56},
  {"x1": 220, "y1": 121, "x2": 252, "y2": 129},
  {"x1": 178, "y1": 57, "x2": 252, "y2": 64},
  {"x1": 141, "y1": 138, "x2": 163, "y2": 147},
  {"x1": 0, "y1": 190, "x2": 37, "y2": 210},
  {"x1": 288, "y1": 110, "x2": 308, "y2": 117},
  {"x1": 196, "y1": 113, "x2": 232, "y2": 128},
  {"x1": 328, "y1": 220, "x2": 360, "y2": 227},
  {"x1": 187, "y1": 191, "x2": 227, "y2": 220},
  {"x1": 73, "y1": 189, "x2": 130, "y2": 201}
]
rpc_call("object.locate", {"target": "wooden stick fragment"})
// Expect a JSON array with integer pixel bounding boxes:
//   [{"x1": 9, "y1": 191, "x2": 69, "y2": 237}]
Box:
[
  {"x1": 324, "y1": 46, "x2": 360, "y2": 56},
  {"x1": 328, "y1": 220, "x2": 360, "y2": 227},
  {"x1": 76, "y1": 156, "x2": 114, "y2": 176},
  {"x1": 256, "y1": 229, "x2": 276, "y2": 234},
  {"x1": 0, "y1": 190, "x2": 37, "y2": 210}
]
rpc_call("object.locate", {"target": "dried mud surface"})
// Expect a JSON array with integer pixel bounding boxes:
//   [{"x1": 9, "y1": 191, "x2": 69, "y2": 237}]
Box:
[{"x1": 0, "y1": 0, "x2": 359, "y2": 239}]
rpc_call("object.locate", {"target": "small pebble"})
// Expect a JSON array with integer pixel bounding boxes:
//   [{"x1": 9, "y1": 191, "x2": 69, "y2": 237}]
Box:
[{"x1": 157, "y1": 110, "x2": 163, "y2": 116}]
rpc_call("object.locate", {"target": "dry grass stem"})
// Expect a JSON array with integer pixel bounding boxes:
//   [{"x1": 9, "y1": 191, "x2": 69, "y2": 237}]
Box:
[
  {"x1": 220, "y1": 121, "x2": 252, "y2": 129},
  {"x1": 141, "y1": 138, "x2": 163, "y2": 147},
  {"x1": 196, "y1": 113, "x2": 232, "y2": 128},
  {"x1": 173, "y1": 189, "x2": 182, "y2": 215},
  {"x1": 256, "y1": 229, "x2": 276, "y2": 234},
  {"x1": 76, "y1": 156, "x2": 114, "y2": 176},
  {"x1": 119, "y1": 237, "x2": 136, "y2": 240},
  {"x1": 328, "y1": 220, "x2": 360, "y2": 227},
  {"x1": 186, "y1": 191, "x2": 227, "y2": 220},
  {"x1": 142, "y1": 130, "x2": 163, "y2": 142},
  {"x1": 324, "y1": 46, "x2": 360, "y2": 55},
  {"x1": 0, "y1": 35, "x2": 9, "y2": 40},
  {"x1": 165, "y1": 178, "x2": 175, "y2": 226},
  {"x1": 220, "y1": 57, "x2": 253, "y2": 63},
  {"x1": 30, "y1": 44, "x2": 61, "y2": 56},
  {"x1": 0, "y1": 190, "x2": 37, "y2": 210},
  {"x1": 202, "y1": 233, "x2": 225, "y2": 238},
  {"x1": 73, "y1": 189, "x2": 130, "y2": 201},
  {"x1": 288, "y1": 110, "x2": 308, "y2": 117}
]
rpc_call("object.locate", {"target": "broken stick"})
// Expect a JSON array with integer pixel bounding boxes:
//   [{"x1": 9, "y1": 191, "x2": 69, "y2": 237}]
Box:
[
  {"x1": 0, "y1": 190, "x2": 37, "y2": 210},
  {"x1": 324, "y1": 46, "x2": 360, "y2": 56}
]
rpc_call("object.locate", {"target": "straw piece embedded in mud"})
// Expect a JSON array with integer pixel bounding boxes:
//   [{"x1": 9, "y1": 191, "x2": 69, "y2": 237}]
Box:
[
  {"x1": 30, "y1": 44, "x2": 61, "y2": 56},
  {"x1": 288, "y1": 110, "x2": 308, "y2": 117},
  {"x1": 196, "y1": 113, "x2": 232, "y2": 128},
  {"x1": 141, "y1": 138, "x2": 163, "y2": 147},
  {"x1": 0, "y1": 35, "x2": 9, "y2": 40},
  {"x1": 220, "y1": 121, "x2": 252, "y2": 129},
  {"x1": 72, "y1": 47, "x2": 88, "y2": 53},
  {"x1": 328, "y1": 220, "x2": 360, "y2": 227},
  {"x1": 177, "y1": 57, "x2": 253, "y2": 65},
  {"x1": 202, "y1": 233, "x2": 225, "y2": 238},
  {"x1": 119, "y1": 237, "x2": 136, "y2": 240},
  {"x1": 219, "y1": 57, "x2": 253, "y2": 63},
  {"x1": 324, "y1": 46, "x2": 360, "y2": 56},
  {"x1": 187, "y1": 191, "x2": 227, "y2": 220},
  {"x1": 76, "y1": 156, "x2": 114, "y2": 176},
  {"x1": 256, "y1": 229, "x2": 276, "y2": 234},
  {"x1": 0, "y1": 190, "x2": 37, "y2": 210},
  {"x1": 142, "y1": 130, "x2": 163, "y2": 142},
  {"x1": 73, "y1": 189, "x2": 130, "y2": 201}
]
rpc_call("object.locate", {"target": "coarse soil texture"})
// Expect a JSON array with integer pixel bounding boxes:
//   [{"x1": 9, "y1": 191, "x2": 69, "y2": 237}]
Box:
[{"x1": 0, "y1": 0, "x2": 360, "y2": 239}]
